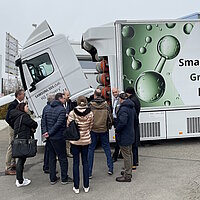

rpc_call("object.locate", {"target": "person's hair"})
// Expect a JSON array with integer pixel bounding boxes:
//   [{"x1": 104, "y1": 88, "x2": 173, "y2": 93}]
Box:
[
  {"x1": 119, "y1": 92, "x2": 128, "y2": 100},
  {"x1": 15, "y1": 89, "x2": 24, "y2": 98},
  {"x1": 16, "y1": 102, "x2": 27, "y2": 112},
  {"x1": 77, "y1": 96, "x2": 88, "y2": 107},
  {"x1": 125, "y1": 87, "x2": 135, "y2": 95},
  {"x1": 94, "y1": 89, "x2": 101, "y2": 97},
  {"x1": 55, "y1": 93, "x2": 64, "y2": 100},
  {"x1": 47, "y1": 93, "x2": 55, "y2": 103}
]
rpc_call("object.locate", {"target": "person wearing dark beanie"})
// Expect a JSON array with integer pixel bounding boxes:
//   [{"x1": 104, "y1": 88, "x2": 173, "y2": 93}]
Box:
[{"x1": 125, "y1": 87, "x2": 141, "y2": 170}]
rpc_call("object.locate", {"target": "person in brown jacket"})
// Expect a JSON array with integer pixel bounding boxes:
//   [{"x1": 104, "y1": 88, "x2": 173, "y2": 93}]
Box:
[
  {"x1": 88, "y1": 89, "x2": 113, "y2": 179},
  {"x1": 67, "y1": 96, "x2": 93, "y2": 194}
]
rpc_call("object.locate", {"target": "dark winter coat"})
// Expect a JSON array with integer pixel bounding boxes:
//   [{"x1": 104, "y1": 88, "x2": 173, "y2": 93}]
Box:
[
  {"x1": 129, "y1": 95, "x2": 141, "y2": 146},
  {"x1": 64, "y1": 99, "x2": 77, "y2": 116},
  {"x1": 9, "y1": 109, "x2": 38, "y2": 139},
  {"x1": 5, "y1": 99, "x2": 19, "y2": 128},
  {"x1": 41, "y1": 102, "x2": 51, "y2": 134},
  {"x1": 115, "y1": 99, "x2": 136, "y2": 146},
  {"x1": 44, "y1": 100, "x2": 66, "y2": 140}
]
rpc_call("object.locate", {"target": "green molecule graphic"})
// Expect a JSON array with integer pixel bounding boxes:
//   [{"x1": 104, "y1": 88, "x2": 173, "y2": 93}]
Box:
[
  {"x1": 126, "y1": 48, "x2": 135, "y2": 57},
  {"x1": 132, "y1": 59, "x2": 142, "y2": 70},
  {"x1": 166, "y1": 23, "x2": 176, "y2": 29},
  {"x1": 135, "y1": 71, "x2": 165, "y2": 103},
  {"x1": 157, "y1": 35, "x2": 180, "y2": 72},
  {"x1": 164, "y1": 100, "x2": 171, "y2": 106},
  {"x1": 139, "y1": 36, "x2": 152, "y2": 54},
  {"x1": 126, "y1": 47, "x2": 142, "y2": 70},
  {"x1": 135, "y1": 35, "x2": 180, "y2": 103},
  {"x1": 122, "y1": 25, "x2": 134, "y2": 38},
  {"x1": 183, "y1": 23, "x2": 193, "y2": 35},
  {"x1": 146, "y1": 25, "x2": 152, "y2": 31},
  {"x1": 139, "y1": 47, "x2": 146, "y2": 54}
]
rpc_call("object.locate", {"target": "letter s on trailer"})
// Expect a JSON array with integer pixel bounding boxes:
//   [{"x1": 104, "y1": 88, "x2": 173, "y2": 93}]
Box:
[
  {"x1": 15, "y1": 21, "x2": 94, "y2": 145},
  {"x1": 82, "y1": 18, "x2": 200, "y2": 141}
]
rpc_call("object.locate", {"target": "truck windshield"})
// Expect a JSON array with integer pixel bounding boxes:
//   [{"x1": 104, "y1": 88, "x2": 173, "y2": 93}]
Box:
[{"x1": 26, "y1": 53, "x2": 54, "y2": 83}]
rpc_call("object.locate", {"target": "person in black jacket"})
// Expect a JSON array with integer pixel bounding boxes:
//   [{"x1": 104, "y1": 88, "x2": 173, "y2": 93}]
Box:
[
  {"x1": 125, "y1": 87, "x2": 141, "y2": 170},
  {"x1": 5, "y1": 89, "x2": 25, "y2": 175},
  {"x1": 63, "y1": 90, "x2": 76, "y2": 158},
  {"x1": 42, "y1": 93, "x2": 72, "y2": 185},
  {"x1": 115, "y1": 93, "x2": 136, "y2": 182},
  {"x1": 9, "y1": 102, "x2": 38, "y2": 187}
]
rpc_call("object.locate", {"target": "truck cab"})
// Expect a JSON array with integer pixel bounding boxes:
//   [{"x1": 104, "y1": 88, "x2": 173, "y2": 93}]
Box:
[{"x1": 16, "y1": 21, "x2": 95, "y2": 145}]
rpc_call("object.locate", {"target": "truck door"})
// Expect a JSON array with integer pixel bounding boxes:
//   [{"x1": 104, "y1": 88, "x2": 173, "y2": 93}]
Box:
[{"x1": 21, "y1": 49, "x2": 67, "y2": 117}]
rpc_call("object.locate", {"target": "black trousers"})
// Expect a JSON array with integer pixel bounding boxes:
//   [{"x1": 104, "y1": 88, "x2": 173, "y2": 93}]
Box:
[
  {"x1": 47, "y1": 139, "x2": 68, "y2": 182},
  {"x1": 43, "y1": 142, "x2": 49, "y2": 171},
  {"x1": 16, "y1": 157, "x2": 26, "y2": 184}
]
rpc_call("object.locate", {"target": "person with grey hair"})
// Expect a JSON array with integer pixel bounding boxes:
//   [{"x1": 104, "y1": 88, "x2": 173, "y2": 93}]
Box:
[{"x1": 41, "y1": 93, "x2": 55, "y2": 173}]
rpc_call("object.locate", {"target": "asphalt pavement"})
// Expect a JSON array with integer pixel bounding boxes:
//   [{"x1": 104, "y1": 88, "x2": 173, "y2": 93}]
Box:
[{"x1": 1, "y1": 120, "x2": 200, "y2": 200}]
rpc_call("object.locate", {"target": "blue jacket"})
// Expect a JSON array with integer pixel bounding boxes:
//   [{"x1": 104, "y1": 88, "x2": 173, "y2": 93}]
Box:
[
  {"x1": 115, "y1": 99, "x2": 136, "y2": 146},
  {"x1": 44, "y1": 100, "x2": 66, "y2": 140},
  {"x1": 41, "y1": 102, "x2": 51, "y2": 134}
]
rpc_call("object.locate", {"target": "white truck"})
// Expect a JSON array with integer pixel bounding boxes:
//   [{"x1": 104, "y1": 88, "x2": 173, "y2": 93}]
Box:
[{"x1": 14, "y1": 17, "x2": 200, "y2": 145}]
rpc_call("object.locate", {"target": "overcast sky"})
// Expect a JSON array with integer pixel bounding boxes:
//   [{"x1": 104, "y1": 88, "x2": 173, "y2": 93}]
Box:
[{"x1": 0, "y1": 0, "x2": 199, "y2": 77}]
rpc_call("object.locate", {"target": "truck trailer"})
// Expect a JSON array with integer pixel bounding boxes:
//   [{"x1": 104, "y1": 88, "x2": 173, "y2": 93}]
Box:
[{"x1": 15, "y1": 17, "x2": 200, "y2": 145}]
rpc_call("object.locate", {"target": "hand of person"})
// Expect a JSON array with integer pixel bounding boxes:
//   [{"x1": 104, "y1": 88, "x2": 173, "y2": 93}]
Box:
[{"x1": 42, "y1": 132, "x2": 49, "y2": 138}]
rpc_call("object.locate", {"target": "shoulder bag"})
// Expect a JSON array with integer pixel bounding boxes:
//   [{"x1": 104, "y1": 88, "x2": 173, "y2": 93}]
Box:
[
  {"x1": 63, "y1": 112, "x2": 80, "y2": 141},
  {"x1": 11, "y1": 115, "x2": 38, "y2": 158}
]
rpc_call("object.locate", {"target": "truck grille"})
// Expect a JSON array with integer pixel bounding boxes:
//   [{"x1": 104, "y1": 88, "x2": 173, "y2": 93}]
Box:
[
  {"x1": 140, "y1": 122, "x2": 161, "y2": 138},
  {"x1": 187, "y1": 117, "x2": 200, "y2": 134}
]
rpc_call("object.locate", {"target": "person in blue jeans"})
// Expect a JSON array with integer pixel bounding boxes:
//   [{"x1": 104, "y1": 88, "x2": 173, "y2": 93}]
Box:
[
  {"x1": 88, "y1": 89, "x2": 113, "y2": 178},
  {"x1": 67, "y1": 96, "x2": 93, "y2": 194},
  {"x1": 42, "y1": 93, "x2": 72, "y2": 185}
]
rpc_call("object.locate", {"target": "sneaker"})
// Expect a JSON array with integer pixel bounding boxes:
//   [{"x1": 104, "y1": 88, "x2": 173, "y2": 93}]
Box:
[
  {"x1": 73, "y1": 187, "x2": 80, "y2": 194},
  {"x1": 50, "y1": 177, "x2": 60, "y2": 185},
  {"x1": 116, "y1": 176, "x2": 131, "y2": 182},
  {"x1": 16, "y1": 178, "x2": 31, "y2": 187},
  {"x1": 61, "y1": 176, "x2": 73, "y2": 184},
  {"x1": 108, "y1": 171, "x2": 113, "y2": 175},
  {"x1": 83, "y1": 187, "x2": 90, "y2": 193}
]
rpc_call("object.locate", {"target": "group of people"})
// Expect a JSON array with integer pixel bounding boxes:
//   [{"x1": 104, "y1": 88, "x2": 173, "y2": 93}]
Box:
[{"x1": 4, "y1": 86, "x2": 140, "y2": 193}]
